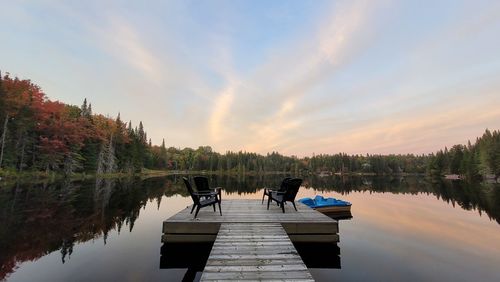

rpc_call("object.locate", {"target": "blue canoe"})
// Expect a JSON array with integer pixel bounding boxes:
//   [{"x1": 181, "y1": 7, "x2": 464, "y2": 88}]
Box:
[{"x1": 299, "y1": 195, "x2": 352, "y2": 213}]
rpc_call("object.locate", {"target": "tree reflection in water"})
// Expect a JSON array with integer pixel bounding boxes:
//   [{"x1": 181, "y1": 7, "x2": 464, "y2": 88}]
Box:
[{"x1": 0, "y1": 175, "x2": 498, "y2": 280}]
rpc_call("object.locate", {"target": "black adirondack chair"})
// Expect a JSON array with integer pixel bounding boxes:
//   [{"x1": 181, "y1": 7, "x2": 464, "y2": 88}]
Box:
[
  {"x1": 183, "y1": 177, "x2": 222, "y2": 218},
  {"x1": 261, "y1": 177, "x2": 291, "y2": 204},
  {"x1": 267, "y1": 178, "x2": 302, "y2": 213},
  {"x1": 194, "y1": 176, "x2": 222, "y2": 202}
]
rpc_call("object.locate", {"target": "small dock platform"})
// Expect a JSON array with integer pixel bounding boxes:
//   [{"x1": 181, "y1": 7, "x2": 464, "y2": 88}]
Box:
[
  {"x1": 162, "y1": 199, "x2": 339, "y2": 281},
  {"x1": 163, "y1": 199, "x2": 339, "y2": 243},
  {"x1": 200, "y1": 223, "x2": 314, "y2": 281}
]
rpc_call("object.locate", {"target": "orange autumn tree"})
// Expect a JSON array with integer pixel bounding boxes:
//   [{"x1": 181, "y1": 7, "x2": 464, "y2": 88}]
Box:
[
  {"x1": 0, "y1": 72, "x2": 45, "y2": 170},
  {"x1": 0, "y1": 72, "x2": 151, "y2": 174},
  {"x1": 35, "y1": 101, "x2": 91, "y2": 172}
]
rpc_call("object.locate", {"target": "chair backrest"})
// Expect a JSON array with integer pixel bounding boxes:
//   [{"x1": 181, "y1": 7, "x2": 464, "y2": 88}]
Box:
[
  {"x1": 194, "y1": 176, "x2": 210, "y2": 192},
  {"x1": 183, "y1": 177, "x2": 199, "y2": 204},
  {"x1": 283, "y1": 178, "x2": 302, "y2": 201},
  {"x1": 278, "y1": 177, "x2": 292, "y2": 192}
]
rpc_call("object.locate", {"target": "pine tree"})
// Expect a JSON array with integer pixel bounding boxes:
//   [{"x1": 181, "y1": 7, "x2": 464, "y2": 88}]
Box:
[
  {"x1": 0, "y1": 71, "x2": 6, "y2": 169},
  {"x1": 81, "y1": 98, "x2": 87, "y2": 116}
]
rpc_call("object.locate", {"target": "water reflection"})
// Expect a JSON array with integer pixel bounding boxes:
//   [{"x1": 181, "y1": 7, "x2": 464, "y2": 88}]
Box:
[
  {"x1": 294, "y1": 242, "x2": 341, "y2": 269},
  {"x1": 302, "y1": 176, "x2": 500, "y2": 224},
  {"x1": 0, "y1": 175, "x2": 499, "y2": 281},
  {"x1": 160, "y1": 242, "x2": 214, "y2": 281},
  {"x1": 0, "y1": 177, "x2": 167, "y2": 280}
]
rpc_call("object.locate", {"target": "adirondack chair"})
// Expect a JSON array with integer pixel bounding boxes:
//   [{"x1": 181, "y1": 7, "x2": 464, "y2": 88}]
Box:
[
  {"x1": 193, "y1": 176, "x2": 222, "y2": 201},
  {"x1": 267, "y1": 178, "x2": 302, "y2": 213},
  {"x1": 183, "y1": 177, "x2": 222, "y2": 218},
  {"x1": 261, "y1": 177, "x2": 291, "y2": 204}
]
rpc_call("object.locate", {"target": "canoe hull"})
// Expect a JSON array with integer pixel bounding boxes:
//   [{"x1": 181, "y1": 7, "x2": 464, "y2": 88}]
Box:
[{"x1": 315, "y1": 205, "x2": 351, "y2": 213}]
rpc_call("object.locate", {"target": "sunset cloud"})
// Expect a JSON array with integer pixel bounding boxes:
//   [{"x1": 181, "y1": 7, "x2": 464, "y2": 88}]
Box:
[
  {"x1": 104, "y1": 20, "x2": 163, "y2": 84},
  {"x1": 209, "y1": 82, "x2": 236, "y2": 143},
  {"x1": 1, "y1": 1, "x2": 499, "y2": 156}
]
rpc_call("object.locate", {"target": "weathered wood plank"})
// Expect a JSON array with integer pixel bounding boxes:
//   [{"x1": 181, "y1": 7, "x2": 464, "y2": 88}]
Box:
[
  {"x1": 208, "y1": 250, "x2": 300, "y2": 256},
  {"x1": 203, "y1": 264, "x2": 309, "y2": 272},
  {"x1": 201, "y1": 271, "x2": 314, "y2": 280},
  {"x1": 206, "y1": 258, "x2": 305, "y2": 266},
  {"x1": 163, "y1": 221, "x2": 220, "y2": 233},
  {"x1": 200, "y1": 223, "x2": 314, "y2": 281},
  {"x1": 161, "y1": 234, "x2": 217, "y2": 243},
  {"x1": 213, "y1": 241, "x2": 294, "y2": 246},
  {"x1": 206, "y1": 254, "x2": 300, "y2": 260}
]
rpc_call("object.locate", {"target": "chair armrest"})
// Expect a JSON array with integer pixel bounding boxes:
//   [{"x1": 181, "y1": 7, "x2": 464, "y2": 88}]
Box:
[
  {"x1": 265, "y1": 188, "x2": 279, "y2": 193},
  {"x1": 211, "y1": 187, "x2": 222, "y2": 193},
  {"x1": 193, "y1": 191, "x2": 217, "y2": 196}
]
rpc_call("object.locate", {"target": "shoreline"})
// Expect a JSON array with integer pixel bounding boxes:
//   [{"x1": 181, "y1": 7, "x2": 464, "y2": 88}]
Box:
[{"x1": 1, "y1": 169, "x2": 496, "y2": 186}]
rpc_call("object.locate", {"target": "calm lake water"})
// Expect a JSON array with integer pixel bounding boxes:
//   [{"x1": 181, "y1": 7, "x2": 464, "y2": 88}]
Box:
[{"x1": 1, "y1": 175, "x2": 499, "y2": 281}]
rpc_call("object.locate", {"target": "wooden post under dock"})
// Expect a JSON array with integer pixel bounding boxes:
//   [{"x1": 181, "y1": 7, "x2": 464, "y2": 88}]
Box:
[{"x1": 162, "y1": 199, "x2": 339, "y2": 280}]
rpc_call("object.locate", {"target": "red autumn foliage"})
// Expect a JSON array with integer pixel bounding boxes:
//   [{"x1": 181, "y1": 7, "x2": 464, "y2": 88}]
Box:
[
  {"x1": 35, "y1": 101, "x2": 89, "y2": 155},
  {"x1": 1, "y1": 73, "x2": 46, "y2": 118},
  {"x1": 1, "y1": 72, "x2": 150, "y2": 173}
]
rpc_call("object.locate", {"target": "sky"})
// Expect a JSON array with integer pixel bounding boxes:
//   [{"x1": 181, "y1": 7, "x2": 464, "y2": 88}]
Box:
[{"x1": 1, "y1": 0, "x2": 500, "y2": 157}]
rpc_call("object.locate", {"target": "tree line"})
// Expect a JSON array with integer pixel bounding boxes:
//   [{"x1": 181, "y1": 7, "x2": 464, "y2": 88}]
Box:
[
  {"x1": 1, "y1": 72, "x2": 499, "y2": 180},
  {"x1": 427, "y1": 129, "x2": 500, "y2": 180}
]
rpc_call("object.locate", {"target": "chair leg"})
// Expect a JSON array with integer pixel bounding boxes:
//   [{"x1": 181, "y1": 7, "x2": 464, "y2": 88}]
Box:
[
  {"x1": 190, "y1": 204, "x2": 196, "y2": 214},
  {"x1": 194, "y1": 206, "x2": 201, "y2": 218},
  {"x1": 292, "y1": 201, "x2": 297, "y2": 211},
  {"x1": 262, "y1": 189, "x2": 266, "y2": 204},
  {"x1": 267, "y1": 197, "x2": 271, "y2": 210},
  {"x1": 213, "y1": 203, "x2": 216, "y2": 212},
  {"x1": 218, "y1": 201, "x2": 222, "y2": 216},
  {"x1": 281, "y1": 202, "x2": 285, "y2": 213}
]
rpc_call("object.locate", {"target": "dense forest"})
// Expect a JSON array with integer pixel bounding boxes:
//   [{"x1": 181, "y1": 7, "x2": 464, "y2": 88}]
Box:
[{"x1": 1, "y1": 72, "x2": 499, "y2": 180}]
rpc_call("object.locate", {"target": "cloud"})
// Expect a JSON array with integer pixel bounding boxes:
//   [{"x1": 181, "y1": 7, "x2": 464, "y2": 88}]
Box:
[
  {"x1": 103, "y1": 19, "x2": 164, "y2": 84},
  {"x1": 209, "y1": 82, "x2": 236, "y2": 143},
  {"x1": 6, "y1": 1, "x2": 500, "y2": 155},
  {"x1": 246, "y1": 99, "x2": 302, "y2": 153},
  {"x1": 311, "y1": 97, "x2": 500, "y2": 155},
  {"x1": 206, "y1": 0, "x2": 380, "y2": 153},
  {"x1": 319, "y1": 0, "x2": 375, "y2": 64}
]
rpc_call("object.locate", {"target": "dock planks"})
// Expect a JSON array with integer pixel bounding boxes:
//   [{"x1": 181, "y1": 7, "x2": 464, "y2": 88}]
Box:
[
  {"x1": 162, "y1": 199, "x2": 340, "y2": 281},
  {"x1": 200, "y1": 223, "x2": 314, "y2": 281},
  {"x1": 163, "y1": 199, "x2": 338, "y2": 243}
]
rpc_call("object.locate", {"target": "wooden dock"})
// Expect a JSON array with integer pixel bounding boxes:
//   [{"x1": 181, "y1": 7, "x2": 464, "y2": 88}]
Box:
[
  {"x1": 200, "y1": 223, "x2": 314, "y2": 281},
  {"x1": 162, "y1": 199, "x2": 339, "y2": 281},
  {"x1": 163, "y1": 199, "x2": 339, "y2": 243}
]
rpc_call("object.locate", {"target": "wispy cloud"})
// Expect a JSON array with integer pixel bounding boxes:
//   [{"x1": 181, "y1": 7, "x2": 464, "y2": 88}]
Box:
[
  {"x1": 246, "y1": 99, "x2": 302, "y2": 153},
  {"x1": 209, "y1": 82, "x2": 237, "y2": 142},
  {"x1": 311, "y1": 96, "x2": 500, "y2": 155},
  {"x1": 3, "y1": 1, "x2": 500, "y2": 154},
  {"x1": 209, "y1": 0, "x2": 380, "y2": 153},
  {"x1": 319, "y1": 0, "x2": 375, "y2": 64},
  {"x1": 103, "y1": 19, "x2": 164, "y2": 84}
]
